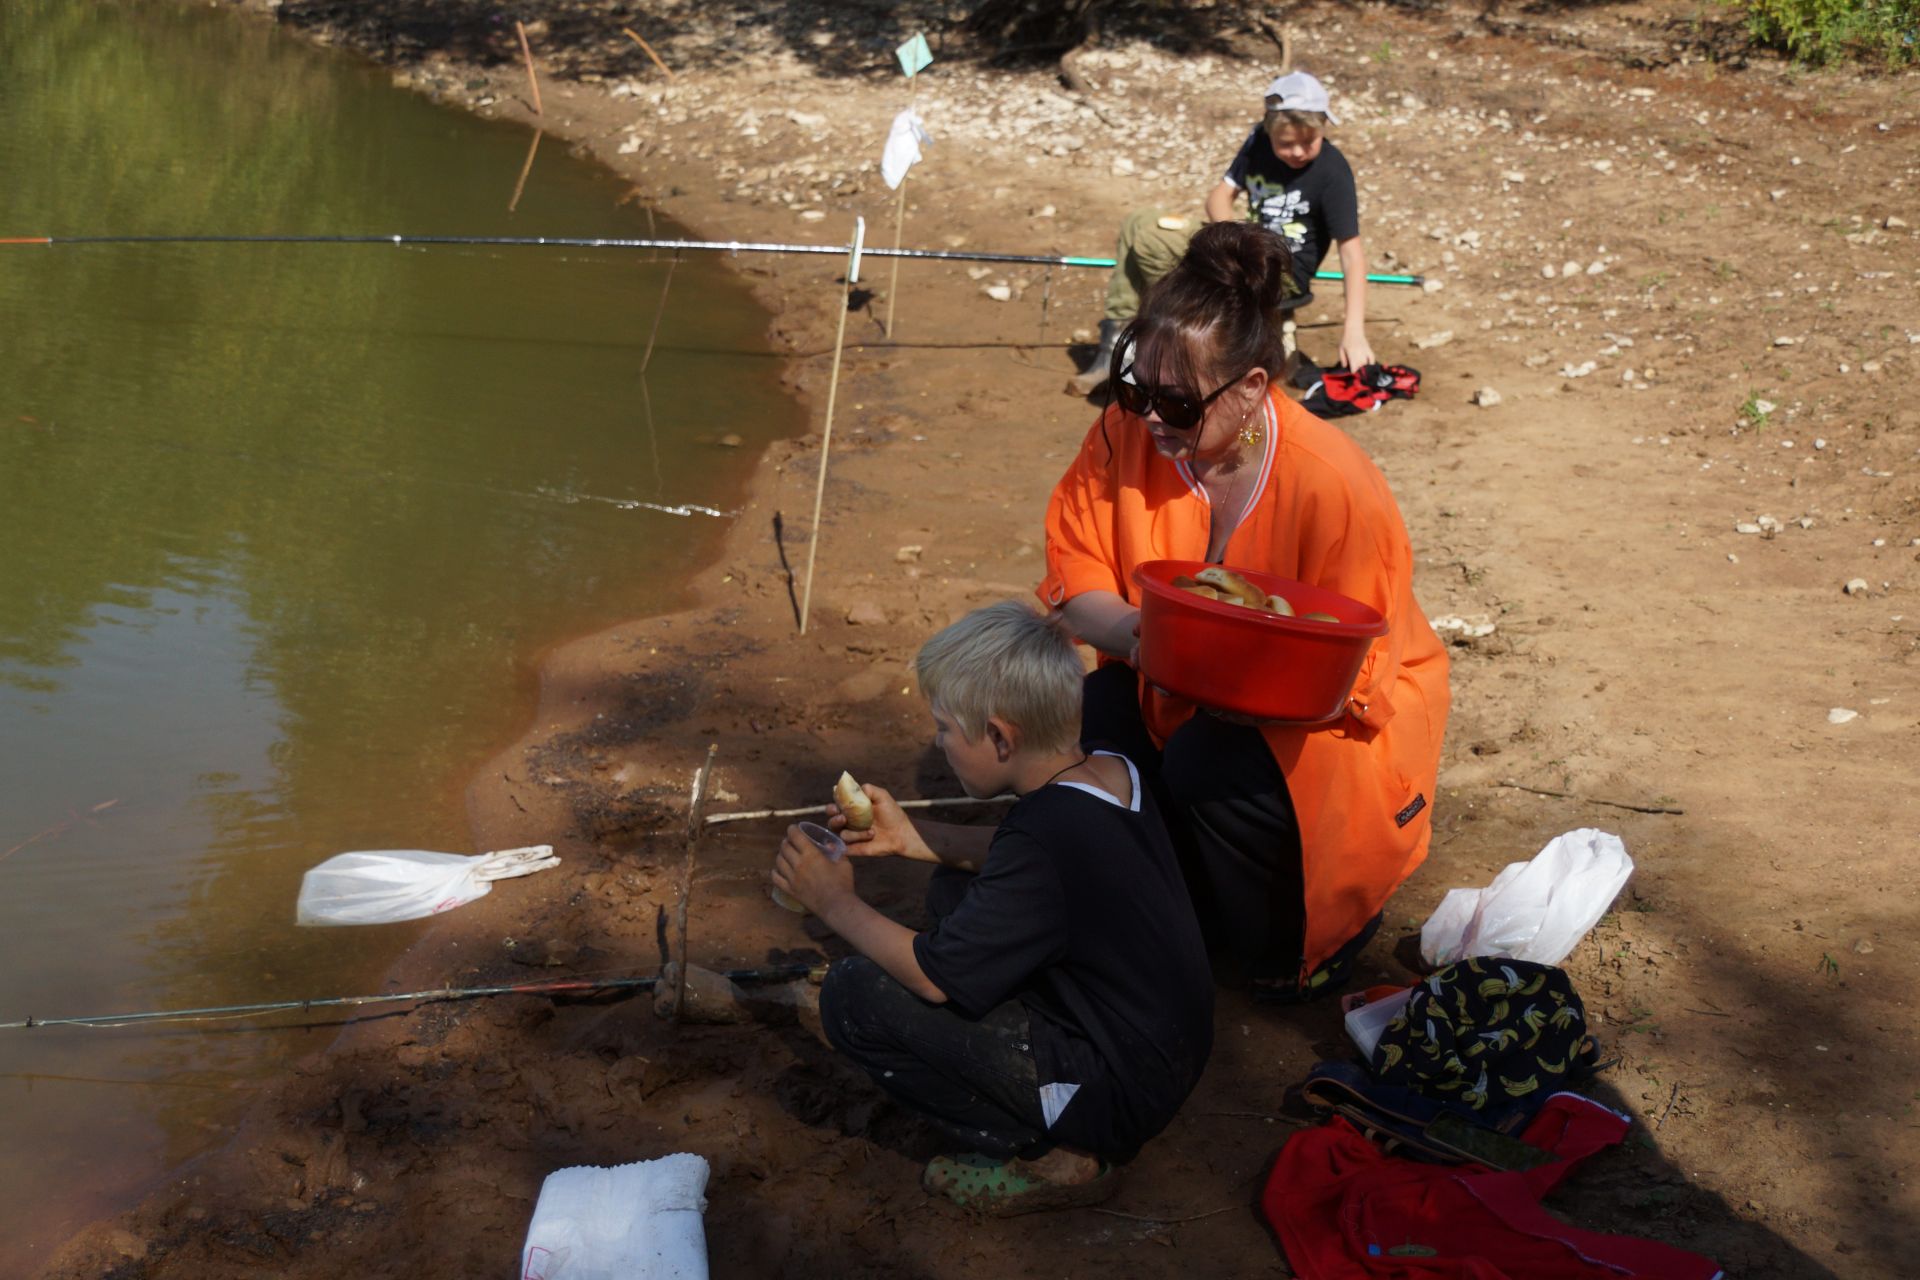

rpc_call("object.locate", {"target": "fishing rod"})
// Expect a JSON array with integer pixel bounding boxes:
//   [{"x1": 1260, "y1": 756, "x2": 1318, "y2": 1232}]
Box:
[
  {"x1": 0, "y1": 232, "x2": 1425, "y2": 286},
  {"x1": 1, "y1": 963, "x2": 821, "y2": 1032}
]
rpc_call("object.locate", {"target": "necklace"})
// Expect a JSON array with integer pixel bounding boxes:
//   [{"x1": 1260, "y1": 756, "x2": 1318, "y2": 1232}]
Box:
[{"x1": 1039, "y1": 752, "x2": 1091, "y2": 789}]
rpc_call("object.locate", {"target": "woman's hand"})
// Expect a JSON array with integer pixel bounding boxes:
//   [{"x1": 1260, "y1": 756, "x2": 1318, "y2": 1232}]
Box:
[
  {"x1": 828, "y1": 783, "x2": 934, "y2": 861},
  {"x1": 772, "y1": 822, "x2": 857, "y2": 915}
]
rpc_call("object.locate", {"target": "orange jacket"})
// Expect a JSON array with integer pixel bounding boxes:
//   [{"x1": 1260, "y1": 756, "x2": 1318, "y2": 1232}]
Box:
[{"x1": 1040, "y1": 389, "x2": 1450, "y2": 976}]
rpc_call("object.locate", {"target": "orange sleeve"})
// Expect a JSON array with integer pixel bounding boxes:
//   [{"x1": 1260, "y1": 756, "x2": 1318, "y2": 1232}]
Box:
[
  {"x1": 1039, "y1": 414, "x2": 1128, "y2": 609},
  {"x1": 1287, "y1": 476, "x2": 1413, "y2": 730}
]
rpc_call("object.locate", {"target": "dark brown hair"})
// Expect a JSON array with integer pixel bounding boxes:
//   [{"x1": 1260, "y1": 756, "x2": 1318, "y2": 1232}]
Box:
[{"x1": 1108, "y1": 221, "x2": 1296, "y2": 399}]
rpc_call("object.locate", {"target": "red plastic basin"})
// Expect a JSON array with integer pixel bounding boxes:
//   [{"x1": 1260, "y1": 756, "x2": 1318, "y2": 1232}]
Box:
[{"x1": 1132, "y1": 559, "x2": 1389, "y2": 724}]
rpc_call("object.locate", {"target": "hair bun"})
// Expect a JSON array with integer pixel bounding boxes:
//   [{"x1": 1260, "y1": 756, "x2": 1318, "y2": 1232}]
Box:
[
  {"x1": 1125, "y1": 217, "x2": 1297, "y2": 386},
  {"x1": 1184, "y1": 221, "x2": 1292, "y2": 313}
]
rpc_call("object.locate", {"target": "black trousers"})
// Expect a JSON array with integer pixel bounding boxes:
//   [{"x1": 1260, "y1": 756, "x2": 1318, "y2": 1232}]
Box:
[
  {"x1": 1082, "y1": 662, "x2": 1309, "y2": 983},
  {"x1": 818, "y1": 868, "x2": 1052, "y2": 1159}
]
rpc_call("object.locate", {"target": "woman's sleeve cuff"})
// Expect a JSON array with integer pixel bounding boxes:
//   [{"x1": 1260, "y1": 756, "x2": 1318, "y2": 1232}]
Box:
[{"x1": 1037, "y1": 560, "x2": 1126, "y2": 609}]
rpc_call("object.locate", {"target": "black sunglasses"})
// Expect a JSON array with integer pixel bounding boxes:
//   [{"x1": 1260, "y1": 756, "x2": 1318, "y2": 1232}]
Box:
[{"x1": 1114, "y1": 365, "x2": 1251, "y2": 432}]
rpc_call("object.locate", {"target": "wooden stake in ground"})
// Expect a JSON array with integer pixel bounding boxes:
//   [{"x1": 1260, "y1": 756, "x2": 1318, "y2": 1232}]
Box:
[
  {"x1": 672, "y1": 743, "x2": 720, "y2": 1022},
  {"x1": 515, "y1": 20, "x2": 544, "y2": 116},
  {"x1": 882, "y1": 35, "x2": 933, "y2": 339},
  {"x1": 797, "y1": 217, "x2": 865, "y2": 635},
  {"x1": 884, "y1": 170, "x2": 911, "y2": 339}
]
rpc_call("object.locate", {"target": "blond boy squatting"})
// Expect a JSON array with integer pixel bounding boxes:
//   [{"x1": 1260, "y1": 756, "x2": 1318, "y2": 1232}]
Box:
[{"x1": 773, "y1": 601, "x2": 1213, "y2": 1215}]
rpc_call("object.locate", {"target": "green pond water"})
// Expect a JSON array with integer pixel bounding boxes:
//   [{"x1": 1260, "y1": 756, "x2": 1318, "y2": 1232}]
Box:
[{"x1": 0, "y1": 3, "x2": 800, "y2": 1268}]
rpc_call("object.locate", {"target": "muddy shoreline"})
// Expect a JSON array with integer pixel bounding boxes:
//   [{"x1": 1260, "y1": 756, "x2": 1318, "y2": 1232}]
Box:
[{"x1": 44, "y1": 1, "x2": 1920, "y2": 1275}]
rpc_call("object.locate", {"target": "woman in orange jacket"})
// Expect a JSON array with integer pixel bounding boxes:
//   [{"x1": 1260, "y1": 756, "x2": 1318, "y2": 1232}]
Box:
[{"x1": 1040, "y1": 221, "x2": 1450, "y2": 1001}]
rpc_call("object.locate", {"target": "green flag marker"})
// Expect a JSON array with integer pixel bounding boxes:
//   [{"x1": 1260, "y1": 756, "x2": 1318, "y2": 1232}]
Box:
[{"x1": 896, "y1": 33, "x2": 932, "y2": 77}]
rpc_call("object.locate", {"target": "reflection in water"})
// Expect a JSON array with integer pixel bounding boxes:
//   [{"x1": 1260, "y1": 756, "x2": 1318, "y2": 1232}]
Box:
[
  {"x1": 509, "y1": 128, "x2": 545, "y2": 214},
  {"x1": 0, "y1": 1, "x2": 801, "y2": 1270}
]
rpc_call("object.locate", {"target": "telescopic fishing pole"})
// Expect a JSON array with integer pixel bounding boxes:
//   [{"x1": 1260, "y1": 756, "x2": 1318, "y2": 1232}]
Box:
[
  {"x1": 0, "y1": 963, "x2": 822, "y2": 1032},
  {"x1": 0, "y1": 232, "x2": 1425, "y2": 286}
]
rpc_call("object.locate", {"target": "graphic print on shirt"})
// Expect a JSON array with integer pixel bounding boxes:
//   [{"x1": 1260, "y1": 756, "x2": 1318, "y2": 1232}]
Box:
[{"x1": 1245, "y1": 183, "x2": 1311, "y2": 252}]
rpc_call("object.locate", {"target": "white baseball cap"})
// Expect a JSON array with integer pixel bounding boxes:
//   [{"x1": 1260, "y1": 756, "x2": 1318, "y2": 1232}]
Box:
[{"x1": 1263, "y1": 70, "x2": 1339, "y2": 125}]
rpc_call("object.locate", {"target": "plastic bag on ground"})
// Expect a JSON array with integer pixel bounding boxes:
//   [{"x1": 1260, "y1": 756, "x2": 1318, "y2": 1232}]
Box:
[
  {"x1": 295, "y1": 845, "x2": 558, "y2": 926},
  {"x1": 1420, "y1": 828, "x2": 1633, "y2": 968},
  {"x1": 521, "y1": 1154, "x2": 710, "y2": 1280}
]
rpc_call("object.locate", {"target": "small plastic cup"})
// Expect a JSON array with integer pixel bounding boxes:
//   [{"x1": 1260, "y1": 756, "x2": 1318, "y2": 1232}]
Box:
[{"x1": 771, "y1": 820, "x2": 846, "y2": 914}]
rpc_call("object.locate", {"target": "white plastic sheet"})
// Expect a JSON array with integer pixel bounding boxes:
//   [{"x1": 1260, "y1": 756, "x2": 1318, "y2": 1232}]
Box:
[
  {"x1": 1420, "y1": 828, "x2": 1634, "y2": 968},
  {"x1": 881, "y1": 108, "x2": 930, "y2": 189},
  {"x1": 295, "y1": 846, "x2": 558, "y2": 926},
  {"x1": 520, "y1": 1154, "x2": 711, "y2": 1280}
]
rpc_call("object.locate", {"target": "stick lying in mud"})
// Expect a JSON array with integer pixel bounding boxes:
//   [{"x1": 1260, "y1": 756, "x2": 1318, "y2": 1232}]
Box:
[
  {"x1": 1497, "y1": 779, "x2": 1685, "y2": 816},
  {"x1": 704, "y1": 795, "x2": 1008, "y2": 827},
  {"x1": 0, "y1": 964, "x2": 822, "y2": 1032}
]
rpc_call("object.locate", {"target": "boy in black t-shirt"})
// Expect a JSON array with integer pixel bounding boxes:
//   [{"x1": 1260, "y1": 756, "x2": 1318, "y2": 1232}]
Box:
[
  {"x1": 773, "y1": 601, "x2": 1213, "y2": 1216},
  {"x1": 1068, "y1": 69, "x2": 1375, "y2": 395}
]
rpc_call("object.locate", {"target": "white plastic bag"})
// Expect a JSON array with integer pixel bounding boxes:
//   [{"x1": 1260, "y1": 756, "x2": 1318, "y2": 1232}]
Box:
[
  {"x1": 521, "y1": 1154, "x2": 710, "y2": 1280},
  {"x1": 1420, "y1": 828, "x2": 1633, "y2": 968},
  {"x1": 880, "y1": 108, "x2": 930, "y2": 189},
  {"x1": 295, "y1": 846, "x2": 558, "y2": 926}
]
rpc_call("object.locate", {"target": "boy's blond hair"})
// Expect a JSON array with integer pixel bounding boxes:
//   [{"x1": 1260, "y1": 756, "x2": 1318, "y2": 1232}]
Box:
[
  {"x1": 914, "y1": 601, "x2": 1083, "y2": 755},
  {"x1": 1263, "y1": 107, "x2": 1329, "y2": 133}
]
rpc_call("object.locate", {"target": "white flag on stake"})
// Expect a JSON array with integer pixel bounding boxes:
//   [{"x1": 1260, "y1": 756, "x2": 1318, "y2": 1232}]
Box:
[{"x1": 881, "y1": 109, "x2": 930, "y2": 190}]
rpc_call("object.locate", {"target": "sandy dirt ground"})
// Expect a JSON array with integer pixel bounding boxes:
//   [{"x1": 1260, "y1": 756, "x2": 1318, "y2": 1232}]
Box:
[{"x1": 46, "y1": 1, "x2": 1918, "y2": 1276}]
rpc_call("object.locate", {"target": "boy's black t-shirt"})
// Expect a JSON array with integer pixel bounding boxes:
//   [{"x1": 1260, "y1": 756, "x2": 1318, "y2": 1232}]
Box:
[
  {"x1": 1223, "y1": 131, "x2": 1360, "y2": 295},
  {"x1": 911, "y1": 754, "x2": 1214, "y2": 1159}
]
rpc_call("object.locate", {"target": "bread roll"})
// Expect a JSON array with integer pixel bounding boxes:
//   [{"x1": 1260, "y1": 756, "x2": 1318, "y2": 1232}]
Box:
[
  {"x1": 834, "y1": 771, "x2": 874, "y2": 830},
  {"x1": 1264, "y1": 594, "x2": 1295, "y2": 617},
  {"x1": 1193, "y1": 566, "x2": 1266, "y2": 608}
]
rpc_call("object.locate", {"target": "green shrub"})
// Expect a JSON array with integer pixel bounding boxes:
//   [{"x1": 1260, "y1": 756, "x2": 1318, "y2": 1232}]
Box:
[{"x1": 1744, "y1": 0, "x2": 1919, "y2": 67}]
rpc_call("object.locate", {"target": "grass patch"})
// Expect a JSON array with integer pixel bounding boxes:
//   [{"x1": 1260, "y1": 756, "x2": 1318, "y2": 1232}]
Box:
[{"x1": 1742, "y1": 0, "x2": 1919, "y2": 68}]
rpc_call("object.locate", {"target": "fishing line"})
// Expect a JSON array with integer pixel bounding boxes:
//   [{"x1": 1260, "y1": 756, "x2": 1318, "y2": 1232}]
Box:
[
  {"x1": 1, "y1": 962, "x2": 821, "y2": 1032},
  {"x1": 636, "y1": 249, "x2": 681, "y2": 497},
  {"x1": 4, "y1": 411, "x2": 732, "y2": 521},
  {"x1": 0, "y1": 232, "x2": 1425, "y2": 285}
]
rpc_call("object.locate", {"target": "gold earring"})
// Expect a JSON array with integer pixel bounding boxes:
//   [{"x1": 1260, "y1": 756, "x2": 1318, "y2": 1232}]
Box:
[{"x1": 1239, "y1": 414, "x2": 1264, "y2": 447}]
